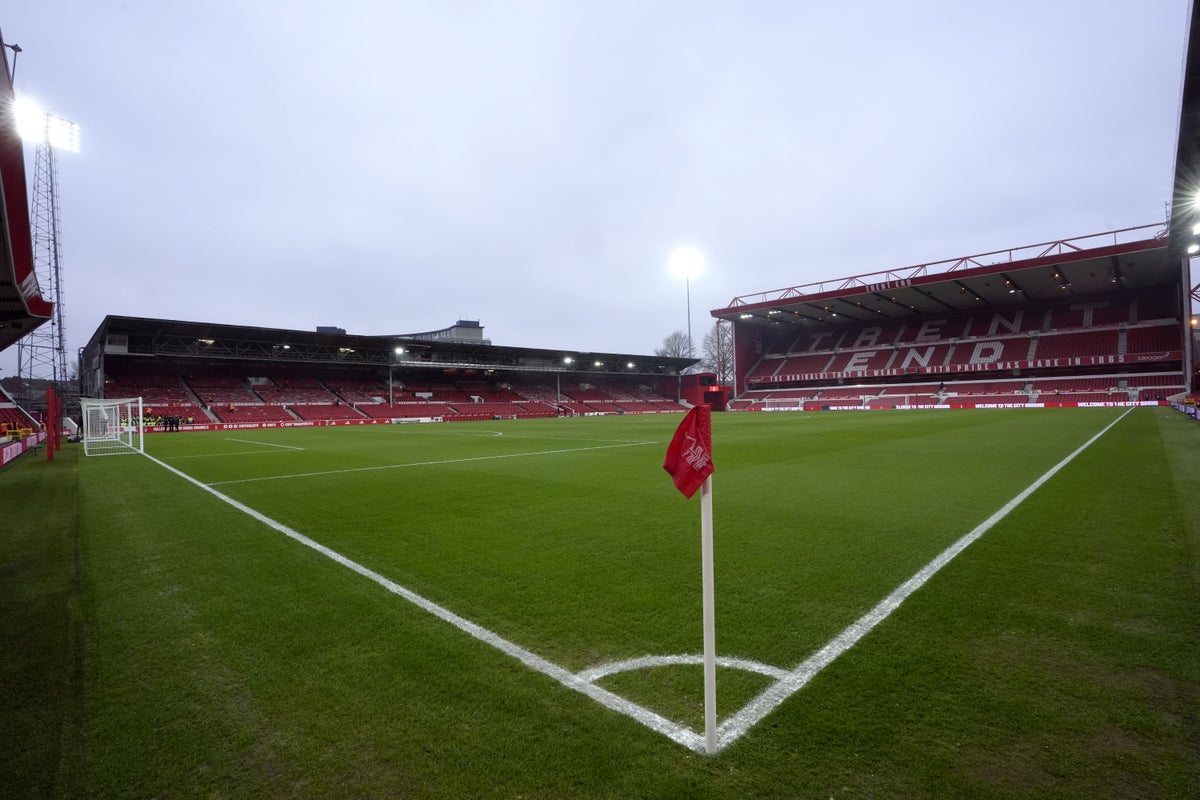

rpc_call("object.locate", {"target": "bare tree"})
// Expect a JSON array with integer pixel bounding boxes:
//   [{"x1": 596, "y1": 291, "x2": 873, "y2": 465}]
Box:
[
  {"x1": 655, "y1": 330, "x2": 695, "y2": 363},
  {"x1": 700, "y1": 320, "x2": 733, "y2": 384}
]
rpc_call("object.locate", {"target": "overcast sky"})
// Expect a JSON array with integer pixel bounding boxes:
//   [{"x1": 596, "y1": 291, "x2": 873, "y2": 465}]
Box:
[{"x1": 0, "y1": 0, "x2": 1191, "y2": 375}]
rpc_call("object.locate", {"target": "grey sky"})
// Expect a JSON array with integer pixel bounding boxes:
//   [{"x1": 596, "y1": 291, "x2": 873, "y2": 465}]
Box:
[{"x1": 0, "y1": 1, "x2": 1190, "y2": 376}]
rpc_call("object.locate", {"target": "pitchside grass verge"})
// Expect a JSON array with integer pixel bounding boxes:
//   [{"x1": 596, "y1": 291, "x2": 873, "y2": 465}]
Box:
[{"x1": 2, "y1": 407, "x2": 1198, "y2": 798}]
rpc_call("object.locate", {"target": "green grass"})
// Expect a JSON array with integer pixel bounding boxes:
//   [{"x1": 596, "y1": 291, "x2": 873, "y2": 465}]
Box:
[{"x1": 3, "y1": 407, "x2": 1198, "y2": 798}]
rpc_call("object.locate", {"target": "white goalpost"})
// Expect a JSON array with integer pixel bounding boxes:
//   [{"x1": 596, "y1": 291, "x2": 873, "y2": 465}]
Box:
[{"x1": 81, "y1": 397, "x2": 144, "y2": 456}]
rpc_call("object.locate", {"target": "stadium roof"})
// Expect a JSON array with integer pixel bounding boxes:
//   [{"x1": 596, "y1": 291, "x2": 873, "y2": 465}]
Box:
[
  {"x1": 710, "y1": 225, "x2": 1172, "y2": 330},
  {"x1": 0, "y1": 27, "x2": 52, "y2": 352},
  {"x1": 82, "y1": 315, "x2": 697, "y2": 376}
]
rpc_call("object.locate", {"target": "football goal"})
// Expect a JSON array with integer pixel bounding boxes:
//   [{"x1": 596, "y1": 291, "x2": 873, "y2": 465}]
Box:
[{"x1": 81, "y1": 397, "x2": 144, "y2": 456}]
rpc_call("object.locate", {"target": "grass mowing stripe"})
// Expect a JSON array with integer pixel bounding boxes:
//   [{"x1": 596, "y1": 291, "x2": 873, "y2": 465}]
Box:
[
  {"x1": 205, "y1": 439, "x2": 659, "y2": 486},
  {"x1": 140, "y1": 451, "x2": 711, "y2": 753},
  {"x1": 718, "y1": 406, "x2": 1135, "y2": 749}
]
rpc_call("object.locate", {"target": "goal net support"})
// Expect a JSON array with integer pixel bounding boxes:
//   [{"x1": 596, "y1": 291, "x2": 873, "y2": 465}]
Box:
[{"x1": 81, "y1": 397, "x2": 144, "y2": 456}]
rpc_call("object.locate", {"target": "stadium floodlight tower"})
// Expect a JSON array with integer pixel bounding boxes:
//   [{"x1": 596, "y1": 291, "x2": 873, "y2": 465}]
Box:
[
  {"x1": 668, "y1": 245, "x2": 706, "y2": 360},
  {"x1": 13, "y1": 95, "x2": 79, "y2": 384}
]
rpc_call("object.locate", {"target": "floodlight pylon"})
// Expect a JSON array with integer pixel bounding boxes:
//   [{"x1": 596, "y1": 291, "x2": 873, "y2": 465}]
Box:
[{"x1": 16, "y1": 109, "x2": 77, "y2": 383}]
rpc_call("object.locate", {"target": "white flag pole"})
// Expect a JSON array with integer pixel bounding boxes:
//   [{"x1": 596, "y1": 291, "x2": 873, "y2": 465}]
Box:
[{"x1": 700, "y1": 474, "x2": 717, "y2": 754}]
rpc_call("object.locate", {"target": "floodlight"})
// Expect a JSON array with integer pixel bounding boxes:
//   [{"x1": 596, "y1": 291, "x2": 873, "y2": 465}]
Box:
[
  {"x1": 13, "y1": 96, "x2": 43, "y2": 140},
  {"x1": 1189, "y1": 243, "x2": 1199, "y2": 254},
  {"x1": 668, "y1": 246, "x2": 706, "y2": 279},
  {"x1": 45, "y1": 114, "x2": 79, "y2": 152},
  {"x1": 12, "y1": 96, "x2": 79, "y2": 153},
  {"x1": 668, "y1": 245, "x2": 707, "y2": 361}
]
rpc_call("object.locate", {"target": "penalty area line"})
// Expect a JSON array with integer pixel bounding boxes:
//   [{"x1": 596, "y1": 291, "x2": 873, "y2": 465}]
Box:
[
  {"x1": 139, "y1": 451, "x2": 710, "y2": 754},
  {"x1": 715, "y1": 406, "x2": 1136, "y2": 751}
]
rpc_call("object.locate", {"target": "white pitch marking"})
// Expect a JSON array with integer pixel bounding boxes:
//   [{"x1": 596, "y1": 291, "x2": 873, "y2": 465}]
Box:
[
  {"x1": 578, "y1": 654, "x2": 790, "y2": 683},
  {"x1": 225, "y1": 437, "x2": 305, "y2": 451},
  {"x1": 139, "y1": 407, "x2": 1132, "y2": 756},
  {"x1": 142, "y1": 451, "x2": 707, "y2": 753},
  {"x1": 713, "y1": 406, "x2": 1136, "y2": 751},
  {"x1": 207, "y1": 440, "x2": 657, "y2": 486}
]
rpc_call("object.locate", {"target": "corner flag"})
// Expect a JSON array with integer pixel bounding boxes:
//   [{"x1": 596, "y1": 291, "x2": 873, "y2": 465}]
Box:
[
  {"x1": 663, "y1": 405, "x2": 714, "y2": 498},
  {"x1": 663, "y1": 405, "x2": 719, "y2": 754}
]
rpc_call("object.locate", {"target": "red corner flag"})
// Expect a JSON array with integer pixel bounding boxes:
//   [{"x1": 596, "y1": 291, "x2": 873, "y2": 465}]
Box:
[{"x1": 663, "y1": 406, "x2": 714, "y2": 499}]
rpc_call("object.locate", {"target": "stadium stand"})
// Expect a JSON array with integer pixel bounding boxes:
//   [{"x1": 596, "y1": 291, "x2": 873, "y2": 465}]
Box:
[
  {"x1": 325, "y1": 380, "x2": 390, "y2": 404},
  {"x1": 456, "y1": 382, "x2": 528, "y2": 402},
  {"x1": 290, "y1": 403, "x2": 367, "y2": 421},
  {"x1": 187, "y1": 375, "x2": 262, "y2": 407},
  {"x1": 386, "y1": 402, "x2": 456, "y2": 419},
  {"x1": 104, "y1": 374, "x2": 210, "y2": 424},
  {"x1": 211, "y1": 405, "x2": 298, "y2": 424},
  {"x1": 0, "y1": 405, "x2": 35, "y2": 436},
  {"x1": 355, "y1": 404, "x2": 396, "y2": 420},
  {"x1": 867, "y1": 384, "x2": 943, "y2": 407},
  {"x1": 719, "y1": 261, "x2": 1187, "y2": 408},
  {"x1": 1030, "y1": 330, "x2": 1120, "y2": 359},
  {"x1": 948, "y1": 393, "x2": 1030, "y2": 405},
  {"x1": 1126, "y1": 323, "x2": 1183, "y2": 354},
  {"x1": 943, "y1": 337, "x2": 1032, "y2": 365},
  {"x1": 254, "y1": 381, "x2": 339, "y2": 405}
]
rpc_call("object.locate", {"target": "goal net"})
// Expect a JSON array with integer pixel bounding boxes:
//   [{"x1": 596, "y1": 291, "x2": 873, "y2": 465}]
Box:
[{"x1": 81, "y1": 397, "x2": 144, "y2": 456}]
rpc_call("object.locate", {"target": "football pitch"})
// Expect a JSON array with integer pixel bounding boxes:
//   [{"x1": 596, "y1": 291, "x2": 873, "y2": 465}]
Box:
[{"x1": 5, "y1": 407, "x2": 1199, "y2": 798}]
